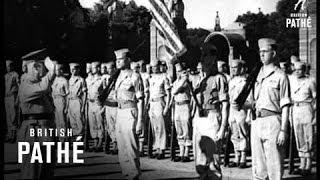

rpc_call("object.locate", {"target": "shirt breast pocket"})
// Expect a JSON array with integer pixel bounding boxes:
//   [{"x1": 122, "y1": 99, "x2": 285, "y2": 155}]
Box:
[{"x1": 268, "y1": 80, "x2": 280, "y2": 100}]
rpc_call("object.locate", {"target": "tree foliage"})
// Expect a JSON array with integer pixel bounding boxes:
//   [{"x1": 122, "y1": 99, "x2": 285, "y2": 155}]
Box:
[{"x1": 236, "y1": 0, "x2": 299, "y2": 61}]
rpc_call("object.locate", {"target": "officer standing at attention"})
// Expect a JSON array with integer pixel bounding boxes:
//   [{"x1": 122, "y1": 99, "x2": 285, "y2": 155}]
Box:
[
  {"x1": 87, "y1": 61, "x2": 105, "y2": 152},
  {"x1": 148, "y1": 60, "x2": 171, "y2": 159},
  {"x1": 171, "y1": 63, "x2": 192, "y2": 162},
  {"x1": 192, "y1": 46, "x2": 229, "y2": 179},
  {"x1": 67, "y1": 63, "x2": 87, "y2": 141},
  {"x1": 18, "y1": 49, "x2": 56, "y2": 179},
  {"x1": 114, "y1": 48, "x2": 144, "y2": 180},
  {"x1": 85, "y1": 62, "x2": 93, "y2": 137},
  {"x1": 5, "y1": 60, "x2": 20, "y2": 143},
  {"x1": 251, "y1": 38, "x2": 291, "y2": 180},
  {"x1": 228, "y1": 59, "x2": 249, "y2": 168},
  {"x1": 102, "y1": 61, "x2": 119, "y2": 154},
  {"x1": 51, "y1": 63, "x2": 69, "y2": 142},
  {"x1": 289, "y1": 62, "x2": 316, "y2": 176}
]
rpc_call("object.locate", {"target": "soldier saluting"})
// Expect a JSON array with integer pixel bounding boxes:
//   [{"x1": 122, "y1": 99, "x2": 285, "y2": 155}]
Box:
[
  {"x1": 251, "y1": 38, "x2": 291, "y2": 180},
  {"x1": 18, "y1": 49, "x2": 56, "y2": 179}
]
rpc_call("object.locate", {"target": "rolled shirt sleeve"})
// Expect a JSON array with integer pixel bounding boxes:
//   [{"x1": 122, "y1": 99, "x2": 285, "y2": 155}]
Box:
[
  {"x1": 279, "y1": 73, "x2": 291, "y2": 108},
  {"x1": 133, "y1": 73, "x2": 144, "y2": 100}
]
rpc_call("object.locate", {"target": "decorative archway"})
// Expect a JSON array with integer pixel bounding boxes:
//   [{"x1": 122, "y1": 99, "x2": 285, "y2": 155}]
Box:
[{"x1": 204, "y1": 32, "x2": 230, "y2": 63}]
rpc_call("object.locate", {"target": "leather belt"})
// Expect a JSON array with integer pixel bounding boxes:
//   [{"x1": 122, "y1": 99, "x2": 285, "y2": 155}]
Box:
[
  {"x1": 89, "y1": 99, "x2": 99, "y2": 103},
  {"x1": 293, "y1": 102, "x2": 311, "y2": 107},
  {"x1": 23, "y1": 113, "x2": 53, "y2": 120},
  {"x1": 256, "y1": 109, "x2": 280, "y2": 118},
  {"x1": 118, "y1": 101, "x2": 136, "y2": 109},
  {"x1": 175, "y1": 100, "x2": 190, "y2": 105},
  {"x1": 150, "y1": 97, "x2": 164, "y2": 102},
  {"x1": 69, "y1": 97, "x2": 80, "y2": 100},
  {"x1": 105, "y1": 101, "x2": 118, "y2": 107},
  {"x1": 53, "y1": 95, "x2": 65, "y2": 99},
  {"x1": 199, "y1": 109, "x2": 219, "y2": 117}
]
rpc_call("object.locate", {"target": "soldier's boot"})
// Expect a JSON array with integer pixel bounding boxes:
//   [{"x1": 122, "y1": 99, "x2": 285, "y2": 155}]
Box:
[
  {"x1": 182, "y1": 146, "x2": 190, "y2": 162},
  {"x1": 104, "y1": 132, "x2": 111, "y2": 154},
  {"x1": 139, "y1": 141, "x2": 144, "y2": 157},
  {"x1": 111, "y1": 142, "x2": 118, "y2": 155},
  {"x1": 174, "y1": 145, "x2": 185, "y2": 162},
  {"x1": 239, "y1": 151, "x2": 247, "y2": 168},
  {"x1": 10, "y1": 130, "x2": 17, "y2": 143},
  {"x1": 95, "y1": 138, "x2": 103, "y2": 152},
  {"x1": 157, "y1": 149, "x2": 165, "y2": 160},
  {"x1": 229, "y1": 151, "x2": 240, "y2": 167}
]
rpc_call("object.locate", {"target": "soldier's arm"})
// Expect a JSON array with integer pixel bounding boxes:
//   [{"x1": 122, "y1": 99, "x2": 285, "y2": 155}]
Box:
[
  {"x1": 171, "y1": 77, "x2": 188, "y2": 95},
  {"x1": 81, "y1": 79, "x2": 88, "y2": 112},
  {"x1": 133, "y1": 73, "x2": 144, "y2": 133},
  {"x1": 310, "y1": 78, "x2": 316, "y2": 110},
  {"x1": 164, "y1": 77, "x2": 172, "y2": 108},
  {"x1": 279, "y1": 74, "x2": 291, "y2": 136},
  {"x1": 217, "y1": 75, "x2": 229, "y2": 137}
]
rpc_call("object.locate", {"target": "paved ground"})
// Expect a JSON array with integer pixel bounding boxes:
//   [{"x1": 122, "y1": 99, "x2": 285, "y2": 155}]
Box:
[{"x1": 4, "y1": 143, "x2": 317, "y2": 180}]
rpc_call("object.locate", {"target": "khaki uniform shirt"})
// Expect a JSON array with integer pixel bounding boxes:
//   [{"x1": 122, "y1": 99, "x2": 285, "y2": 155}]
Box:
[
  {"x1": 5, "y1": 71, "x2": 19, "y2": 97},
  {"x1": 51, "y1": 76, "x2": 69, "y2": 98},
  {"x1": 196, "y1": 73, "x2": 229, "y2": 109},
  {"x1": 228, "y1": 76, "x2": 247, "y2": 107},
  {"x1": 102, "y1": 74, "x2": 117, "y2": 102},
  {"x1": 87, "y1": 75, "x2": 105, "y2": 101},
  {"x1": 149, "y1": 73, "x2": 170, "y2": 99},
  {"x1": 254, "y1": 65, "x2": 291, "y2": 112},
  {"x1": 172, "y1": 77, "x2": 191, "y2": 102},
  {"x1": 19, "y1": 72, "x2": 55, "y2": 114},
  {"x1": 289, "y1": 75, "x2": 316, "y2": 103},
  {"x1": 115, "y1": 70, "x2": 144, "y2": 102},
  {"x1": 68, "y1": 76, "x2": 87, "y2": 99}
]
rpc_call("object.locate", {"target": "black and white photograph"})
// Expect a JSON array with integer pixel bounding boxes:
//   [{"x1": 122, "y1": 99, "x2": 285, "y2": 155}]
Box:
[{"x1": 2, "y1": 0, "x2": 317, "y2": 179}]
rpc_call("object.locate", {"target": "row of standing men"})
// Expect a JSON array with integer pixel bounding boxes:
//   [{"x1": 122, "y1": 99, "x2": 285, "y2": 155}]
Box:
[{"x1": 4, "y1": 38, "x2": 316, "y2": 179}]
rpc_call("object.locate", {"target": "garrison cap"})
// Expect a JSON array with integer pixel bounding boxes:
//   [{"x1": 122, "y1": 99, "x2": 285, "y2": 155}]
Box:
[
  {"x1": 21, "y1": 48, "x2": 47, "y2": 65},
  {"x1": 150, "y1": 59, "x2": 160, "y2": 67},
  {"x1": 101, "y1": 62, "x2": 107, "y2": 67},
  {"x1": 175, "y1": 63, "x2": 186, "y2": 72},
  {"x1": 279, "y1": 62, "x2": 287, "y2": 68},
  {"x1": 115, "y1": 48, "x2": 130, "y2": 59},
  {"x1": 294, "y1": 61, "x2": 306, "y2": 70},
  {"x1": 106, "y1": 61, "x2": 115, "y2": 68},
  {"x1": 229, "y1": 59, "x2": 241, "y2": 66},
  {"x1": 258, "y1": 38, "x2": 276, "y2": 49},
  {"x1": 290, "y1": 55, "x2": 300, "y2": 64},
  {"x1": 69, "y1": 63, "x2": 80, "y2": 68},
  {"x1": 217, "y1": 60, "x2": 226, "y2": 68},
  {"x1": 91, "y1": 61, "x2": 101, "y2": 67},
  {"x1": 196, "y1": 62, "x2": 203, "y2": 69}
]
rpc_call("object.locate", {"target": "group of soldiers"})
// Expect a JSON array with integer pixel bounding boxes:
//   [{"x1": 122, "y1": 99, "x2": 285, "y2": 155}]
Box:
[{"x1": 4, "y1": 38, "x2": 316, "y2": 180}]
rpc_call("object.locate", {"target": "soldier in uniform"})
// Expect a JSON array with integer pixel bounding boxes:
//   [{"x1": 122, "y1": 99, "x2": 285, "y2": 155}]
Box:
[
  {"x1": 114, "y1": 48, "x2": 144, "y2": 179},
  {"x1": 67, "y1": 63, "x2": 87, "y2": 142},
  {"x1": 217, "y1": 60, "x2": 230, "y2": 82},
  {"x1": 251, "y1": 38, "x2": 291, "y2": 180},
  {"x1": 192, "y1": 46, "x2": 229, "y2": 179},
  {"x1": 5, "y1": 60, "x2": 19, "y2": 143},
  {"x1": 87, "y1": 61, "x2": 105, "y2": 152},
  {"x1": 138, "y1": 60, "x2": 150, "y2": 156},
  {"x1": 51, "y1": 63, "x2": 69, "y2": 142},
  {"x1": 18, "y1": 49, "x2": 56, "y2": 179},
  {"x1": 228, "y1": 59, "x2": 250, "y2": 168},
  {"x1": 171, "y1": 63, "x2": 192, "y2": 162},
  {"x1": 289, "y1": 62, "x2": 316, "y2": 176},
  {"x1": 102, "y1": 61, "x2": 118, "y2": 154},
  {"x1": 148, "y1": 60, "x2": 171, "y2": 159}
]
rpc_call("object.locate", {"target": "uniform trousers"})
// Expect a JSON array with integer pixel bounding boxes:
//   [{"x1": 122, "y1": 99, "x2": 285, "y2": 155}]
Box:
[
  {"x1": 116, "y1": 107, "x2": 141, "y2": 179},
  {"x1": 5, "y1": 95, "x2": 18, "y2": 132},
  {"x1": 292, "y1": 104, "x2": 314, "y2": 158},
  {"x1": 88, "y1": 101, "x2": 103, "y2": 139},
  {"x1": 53, "y1": 97, "x2": 67, "y2": 141},
  {"x1": 149, "y1": 100, "x2": 167, "y2": 150},
  {"x1": 229, "y1": 107, "x2": 248, "y2": 152},
  {"x1": 251, "y1": 115, "x2": 284, "y2": 180},
  {"x1": 68, "y1": 99, "x2": 83, "y2": 136},
  {"x1": 193, "y1": 109, "x2": 222, "y2": 180},
  {"x1": 174, "y1": 103, "x2": 192, "y2": 147},
  {"x1": 105, "y1": 105, "x2": 117, "y2": 142}
]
